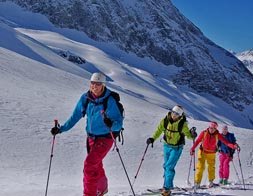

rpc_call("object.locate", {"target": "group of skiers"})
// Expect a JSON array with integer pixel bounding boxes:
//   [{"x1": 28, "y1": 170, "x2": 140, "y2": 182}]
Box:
[
  {"x1": 190, "y1": 122, "x2": 238, "y2": 189},
  {"x1": 147, "y1": 107, "x2": 239, "y2": 196},
  {"x1": 50, "y1": 72, "x2": 240, "y2": 196}
]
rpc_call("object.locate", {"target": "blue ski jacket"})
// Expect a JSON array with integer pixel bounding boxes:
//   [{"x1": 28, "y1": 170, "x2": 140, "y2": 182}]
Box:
[
  {"x1": 218, "y1": 132, "x2": 236, "y2": 154},
  {"x1": 60, "y1": 88, "x2": 123, "y2": 136}
]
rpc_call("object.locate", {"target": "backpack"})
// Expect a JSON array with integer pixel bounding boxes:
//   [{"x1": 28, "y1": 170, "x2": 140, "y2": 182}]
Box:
[
  {"x1": 103, "y1": 91, "x2": 124, "y2": 118},
  {"x1": 163, "y1": 113, "x2": 186, "y2": 145},
  {"x1": 82, "y1": 90, "x2": 124, "y2": 118}
]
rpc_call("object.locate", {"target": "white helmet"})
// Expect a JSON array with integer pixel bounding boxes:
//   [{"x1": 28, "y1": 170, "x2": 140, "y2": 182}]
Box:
[
  {"x1": 172, "y1": 105, "x2": 184, "y2": 116},
  {"x1": 90, "y1": 72, "x2": 106, "y2": 83}
]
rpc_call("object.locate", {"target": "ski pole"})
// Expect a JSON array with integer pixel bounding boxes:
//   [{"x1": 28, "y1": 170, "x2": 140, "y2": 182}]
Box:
[
  {"x1": 187, "y1": 127, "x2": 197, "y2": 188},
  {"x1": 45, "y1": 120, "x2": 58, "y2": 196},
  {"x1": 231, "y1": 159, "x2": 241, "y2": 183},
  {"x1": 187, "y1": 154, "x2": 193, "y2": 186},
  {"x1": 192, "y1": 139, "x2": 196, "y2": 193},
  {"x1": 237, "y1": 148, "x2": 246, "y2": 190},
  {"x1": 110, "y1": 132, "x2": 136, "y2": 196},
  {"x1": 132, "y1": 144, "x2": 150, "y2": 187}
]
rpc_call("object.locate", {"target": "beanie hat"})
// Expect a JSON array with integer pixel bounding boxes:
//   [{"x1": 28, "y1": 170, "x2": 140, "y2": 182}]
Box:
[
  {"x1": 209, "y1": 121, "x2": 218, "y2": 129},
  {"x1": 90, "y1": 72, "x2": 106, "y2": 83},
  {"x1": 172, "y1": 105, "x2": 184, "y2": 116}
]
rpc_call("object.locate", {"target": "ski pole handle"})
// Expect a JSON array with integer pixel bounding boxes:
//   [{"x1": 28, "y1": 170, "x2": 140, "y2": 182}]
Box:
[{"x1": 54, "y1": 119, "x2": 58, "y2": 127}]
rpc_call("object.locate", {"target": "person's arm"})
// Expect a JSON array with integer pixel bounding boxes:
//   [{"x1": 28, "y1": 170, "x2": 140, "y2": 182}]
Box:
[
  {"x1": 152, "y1": 118, "x2": 166, "y2": 141},
  {"x1": 218, "y1": 133, "x2": 237, "y2": 149},
  {"x1": 191, "y1": 131, "x2": 204, "y2": 151},
  {"x1": 231, "y1": 133, "x2": 236, "y2": 144},
  {"x1": 229, "y1": 133, "x2": 237, "y2": 157},
  {"x1": 105, "y1": 96, "x2": 123, "y2": 132},
  {"x1": 182, "y1": 122, "x2": 194, "y2": 139},
  {"x1": 60, "y1": 95, "x2": 85, "y2": 132}
]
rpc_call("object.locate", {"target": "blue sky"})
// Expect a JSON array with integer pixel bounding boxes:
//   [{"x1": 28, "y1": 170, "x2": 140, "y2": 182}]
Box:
[{"x1": 171, "y1": 0, "x2": 253, "y2": 53}]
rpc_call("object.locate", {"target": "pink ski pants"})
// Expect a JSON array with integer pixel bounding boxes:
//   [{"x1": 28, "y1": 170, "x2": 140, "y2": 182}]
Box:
[
  {"x1": 83, "y1": 137, "x2": 113, "y2": 196},
  {"x1": 219, "y1": 152, "x2": 231, "y2": 179}
]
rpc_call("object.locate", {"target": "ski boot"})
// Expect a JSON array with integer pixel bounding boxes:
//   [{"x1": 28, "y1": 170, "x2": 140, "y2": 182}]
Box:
[
  {"x1": 219, "y1": 179, "x2": 224, "y2": 185},
  {"x1": 223, "y1": 179, "x2": 228, "y2": 185},
  {"x1": 208, "y1": 181, "x2": 214, "y2": 188},
  {"x1": 97, "y1": 188, "x2": 108, "y2": 196},
  {"x1": 194, "y1": 183, "x2": 200, "y2": 189},
  {"x1": 161, "y1": 188, "x2": 171, "y2": 196}
]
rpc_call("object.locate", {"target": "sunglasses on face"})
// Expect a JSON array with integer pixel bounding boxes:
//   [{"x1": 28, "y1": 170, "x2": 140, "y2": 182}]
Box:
[
  {"x1": 90, "y1": 81, "x2": 103, "y2": 86},
  {"x1": 172, "y1": 111, "x2": 180, "y2": 117}
]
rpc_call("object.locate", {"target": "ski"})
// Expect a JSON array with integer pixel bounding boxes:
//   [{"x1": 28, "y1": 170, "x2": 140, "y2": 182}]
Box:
[
  {"x1": 220, "y1": 185, "x2": 248, "y2": 190},
  {"x1": 142, "y1": 188, "x2": 190, "y2": 195},
  {"x1": 135, "y1": 182, "x2": 252, "y2": 196},
  {"x1": 146, "y1": 188, "x2": 162, "y2": 193},
  {"x1": 198, "y1": 183, "x2": 220, "y2": 189}
]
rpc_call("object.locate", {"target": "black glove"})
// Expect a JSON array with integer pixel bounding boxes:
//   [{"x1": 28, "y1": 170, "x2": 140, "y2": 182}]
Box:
[
  {"x1": 104, "y1": 117, "x2": 113, "y2": 128},
  {"x1": 229, "y1": 150, "x2": 234, "y2": 158},
  {"x1": 190, "y1": 127, "x2": 197, "y2": 138},
  {"x1": 146, "y1": 137, "x2": 154, "y2": 145},
  {"x1": 235, "y1": 144, "x2": 240, "y2": 152},
  {"x1": 51, "y1": 125, "x2": 61, "y2": 135}
]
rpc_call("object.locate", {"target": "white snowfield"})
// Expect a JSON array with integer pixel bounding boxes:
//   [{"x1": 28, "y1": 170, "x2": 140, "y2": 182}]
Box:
[{"x1": 0, "y1": 2, "x2": 252, "y2": 196}]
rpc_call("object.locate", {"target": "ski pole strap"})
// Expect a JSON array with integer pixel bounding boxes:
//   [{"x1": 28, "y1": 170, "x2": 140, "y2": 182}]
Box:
[
  {"x1": 120, "y1": 129, "x2": 124, "y2": 145},
  {"x1": 116, "y1": 128, "x2": 124, "y2": 145}
]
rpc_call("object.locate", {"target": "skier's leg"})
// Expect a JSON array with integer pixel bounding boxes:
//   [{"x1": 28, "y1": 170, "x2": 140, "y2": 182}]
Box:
[
  {"x1": 163, "y1": 145, "x2": 183, "y2": 189},
  {"x1": 219, "y1": 153, "x2": 225, "y2": 180},
  {"x1": 97, "y1": 164, "x2": 108, "y2": 195},
  {"x1": 223, "y1": 154, "x2": 231, "y2": 180},
  {"x1": 83, "y1": 137, "x2": 113, "y2": 196},
  {"x1": 206, "y1": 153, "x2": 216, "y2": 183},
  {"x1": 195, "y1": 150, "x2": 206, "y2": 185}
]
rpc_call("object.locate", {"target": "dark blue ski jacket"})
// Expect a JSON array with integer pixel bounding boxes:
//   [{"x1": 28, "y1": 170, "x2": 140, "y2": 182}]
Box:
[{"x1": 218, "y1": 132, "x2": 236, "y2": 155}]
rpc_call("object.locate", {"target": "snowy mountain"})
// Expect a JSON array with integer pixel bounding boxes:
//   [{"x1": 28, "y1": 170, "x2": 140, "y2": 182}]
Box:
[
  {"x1": 236, "y1": 49, "x2": 253, "y2": 74},
  {"x1": 2, "y1": 0, "x2": 253, "y2": 111},
  {"x1": 1, "y1": 2, "x2": 253, "y2": 196},
  {"x1": 1, "y1": 2, "x2": 253, "y2": 129}
]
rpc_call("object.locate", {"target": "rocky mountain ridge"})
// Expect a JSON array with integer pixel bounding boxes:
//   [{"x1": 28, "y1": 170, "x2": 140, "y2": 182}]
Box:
[{"x1": 1, "y1": 0, "x2": 253, "y2": 110}]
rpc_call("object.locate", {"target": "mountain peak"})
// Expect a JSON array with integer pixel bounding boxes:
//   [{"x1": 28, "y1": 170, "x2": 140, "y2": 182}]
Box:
[
  {"x1": 3, "y1": 0, "x2": 253, "y2": 110},
  {"x1": 236, "y1": 49, "x2": 253, "y2": 74}
]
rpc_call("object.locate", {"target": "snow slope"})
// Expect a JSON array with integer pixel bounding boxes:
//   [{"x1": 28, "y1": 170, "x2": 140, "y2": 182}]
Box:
[
  {"x1": 1, "y1": 46, "x2": 253, "y2": 196},
  {"x1": 0, "y1": 2, "x2": 253, "y2": 196}
]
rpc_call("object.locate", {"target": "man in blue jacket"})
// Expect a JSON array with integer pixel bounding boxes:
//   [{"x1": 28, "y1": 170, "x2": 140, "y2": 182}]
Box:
[{"x1": 51, "y1": 72, "x2": 123, "y2": 196}]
